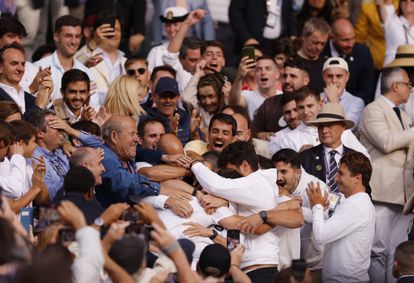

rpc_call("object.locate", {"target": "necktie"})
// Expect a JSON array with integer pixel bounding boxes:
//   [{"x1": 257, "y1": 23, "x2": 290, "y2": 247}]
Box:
[
  {"x1": 328, "y1": 150, "x2": 339, "y2": 193},
  {"x1": 393, "y1": 107, "x2": 404, "y2": 129}
]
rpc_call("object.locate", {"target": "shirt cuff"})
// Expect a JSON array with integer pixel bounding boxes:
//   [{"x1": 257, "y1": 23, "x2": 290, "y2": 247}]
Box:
[{"x1": 154, "y1": 195, "x2": 169, "y2": 209}]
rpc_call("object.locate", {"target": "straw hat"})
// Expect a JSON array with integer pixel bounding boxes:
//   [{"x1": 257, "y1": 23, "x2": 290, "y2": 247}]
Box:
[
  {"x1": 307, "y1": 103, "x2": 354, "y2": 129},
  {"x1": 385, "y1": 45, "x2": 414, "y2": 68}
]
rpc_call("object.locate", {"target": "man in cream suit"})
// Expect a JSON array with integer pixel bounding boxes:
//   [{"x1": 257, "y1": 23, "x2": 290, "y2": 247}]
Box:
[{"x1": 359, "y1": 67, "x2": 414, "y2": 283}]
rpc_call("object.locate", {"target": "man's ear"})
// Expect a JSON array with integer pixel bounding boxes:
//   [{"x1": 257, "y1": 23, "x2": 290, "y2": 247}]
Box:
[
  {"x1": 110, "y1": 130, "x2": 118, "y2": 144},
  {"x1": 36, "y1": 128, "x2": 44, "y2": 139}
]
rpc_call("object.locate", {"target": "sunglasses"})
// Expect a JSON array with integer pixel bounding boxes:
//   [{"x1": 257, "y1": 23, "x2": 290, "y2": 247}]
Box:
[{"x1": 126, "y1": 68, "x2": 146, "y2": 76}]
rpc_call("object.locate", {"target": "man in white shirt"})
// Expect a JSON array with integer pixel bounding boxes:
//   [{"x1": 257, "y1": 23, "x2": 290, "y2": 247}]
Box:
[
  {"x1": 237, "y1": 56, "x2": 282, "y2": 120},
  {"x1": 189, "y1": 141, "x2": 304, "y2": 282},
  {"x1": 307, "y1": 151, "x2": 375, "y2": 283},
  {"x1": 269, "y1": 92, "x2": 301, "y2": 155},
  {"x1": 0, "y1": 43, "x2": 52, "y2": 113},
  {"x1": 320, "y1": 57, "x2": 364, "y2": 129},
  {"x1": 34, "y1": 15, "x2": 95, "y2": 102},
  {"x1": 273, "y1": 86, "x2": 369, "y2": 156}
]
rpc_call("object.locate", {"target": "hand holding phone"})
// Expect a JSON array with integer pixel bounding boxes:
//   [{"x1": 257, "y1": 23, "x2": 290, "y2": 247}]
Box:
[{"x1": 227, "y1": 229, "x2": 240, "y2": 251}]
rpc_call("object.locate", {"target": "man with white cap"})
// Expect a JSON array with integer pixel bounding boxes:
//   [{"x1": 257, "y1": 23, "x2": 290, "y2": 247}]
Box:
[
  {"x1": 321, "y1": 57, "x2": 365, "y2": 129},
  {"x1": 147, "y1": 6, "x2": 190, "y2": 72}
]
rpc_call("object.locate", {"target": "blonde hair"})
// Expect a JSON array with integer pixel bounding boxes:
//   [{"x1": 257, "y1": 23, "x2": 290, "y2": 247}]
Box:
[{"x1": 104, "y1": 75, "x2": 146, "y2": 119}]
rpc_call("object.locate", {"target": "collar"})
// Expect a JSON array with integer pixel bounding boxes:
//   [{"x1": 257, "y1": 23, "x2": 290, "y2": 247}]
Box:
[
  {"x1": 95, "y1": 47, "x2": 125, "y2": 62},
  {"x1": 63, "y1": 101, "x2": 83, "y2": 122},
  {"x1": 381, "y1": 95, "x2": 398, "y2": 108},
  {"x1": 0, "y1": 82, "x2": 23, "y2": 94},
  {"x1": 299, "y1": 121, "x2": 318, "y2": 133},
  {"x1": 323, "y1": 144, "x2": 344, "y2": 155}
]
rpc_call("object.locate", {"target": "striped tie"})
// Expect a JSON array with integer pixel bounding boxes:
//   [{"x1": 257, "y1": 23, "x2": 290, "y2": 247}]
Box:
[{"x1": 328, "y1": 150, "x2": 339, "y2": 193}]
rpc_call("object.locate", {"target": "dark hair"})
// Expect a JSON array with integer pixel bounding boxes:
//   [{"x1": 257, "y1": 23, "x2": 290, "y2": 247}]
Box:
[
  {"x1": 218, "y1": 141, "x2": 259, "y2": 171},
  {"x1": 208, "y1": 113, "x2": 237, "y2": 136},
  {"x1": 256, "y1": 55, "x2": 277, "y2": 65},
  {"x1": 285, "y1": 56, "x2": 310, "y2": 75},
  {"x1": 9, "y1": 120, "x2": 37, "y2": 144},
  {"x1": 339, "y1": 152, "x2": 372, "y2": 190},
  {"x1": 71, "y1": 120, "x2": 101, "y2": 136},
  {"x1": 54, "y1": 15, "x2": 82, "y2": 33},
  {"x1": 221, "y1": 105, "x2": 252, "y2": 129},
  {"x1": 150, "y1": 65, "x2": 177, "y2": 82},
  {"x1": 295, "y1": 86, "x2": 320, "y2": 103},
  {"x1": 93, "y1": 11, "x2": 121, "y2": 31},
  {"x1": 197, "y1": 73, "x2": 226, "y2": 113},
  {"x1": 202, "y1": 151, "x2": 221, "y2": 170},
  {"x1": 125, "y1": 55, "x2": 148, "y2": 69},
  {"x1": 272, "y1": 148, "x2": 301, "y2": 169},
  {"x1": 258, "y1": 155, "x2": 274, "y2": 169},
  {"x1": 24, "y1": 108, "x2": 56, "y2": 132},
  {"x1": 137, "y1": 117, "x2": 164, "y2": 137},
  {"x1": 32, "y1": 44, "x2": 56, "y2": 62},
  {"x1": 0, "y1": 42, "x2": 25, "y2": 63},
  {"x1": 0, "y1": 101, "x2": 22, "y2": 121},
  {"x1": 0, "y1": 120, "x2": 13, "y2": 147},
  {"x1": 281, "y1": 92, "x2": 298, "y2": 108},
  {"x1": 64, "y1": 166, "x2": 95, "y2": 193},
  {"x1": 217, "y1": 168, "x2": 244, "y2": 179},
  {"x1": 0, "y1": 15, "x2": 27, "y2": 38},
  {"x1": 201, "y1": 40, "x2": 225, "y2": 54},
  {"x1": 394, "y1": 241, "x2": 414, "y2": 273},
  {"x1": 61, "y1": 69, "x2": 90, "y2": 93},
  {"x1": 179, "y1": 37, "x2": 204, "y2": 59},
  {"x1": 272, "y1": 37, "x2": 294, "y2": 58}
]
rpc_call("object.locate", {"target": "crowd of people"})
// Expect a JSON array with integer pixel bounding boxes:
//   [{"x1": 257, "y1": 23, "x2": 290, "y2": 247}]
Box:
[{"x1": 0, "y1": 0, "x2": 414, "y2": 283}]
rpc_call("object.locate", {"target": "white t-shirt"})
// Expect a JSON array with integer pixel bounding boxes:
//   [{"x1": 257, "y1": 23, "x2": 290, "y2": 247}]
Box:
[{"x1": 241, "y1": 88, "x2": 282, "y2": 120}]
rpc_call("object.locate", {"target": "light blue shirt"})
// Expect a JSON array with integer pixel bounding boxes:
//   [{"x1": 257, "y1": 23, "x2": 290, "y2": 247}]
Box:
[{"x1": 33, "y1": 146, "x2": 69, "y2": 200}]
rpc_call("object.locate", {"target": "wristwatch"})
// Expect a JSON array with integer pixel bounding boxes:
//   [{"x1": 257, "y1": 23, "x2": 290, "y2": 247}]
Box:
[
  {"x1": 259, "y1": 210, "x2": 268, "y2": 223},
  {"x1": 94, "y1": 217, "x2": 105, "y2": 229},
  {"x1": 209, "y1": 229, "x2": 218, "y2": 240}
]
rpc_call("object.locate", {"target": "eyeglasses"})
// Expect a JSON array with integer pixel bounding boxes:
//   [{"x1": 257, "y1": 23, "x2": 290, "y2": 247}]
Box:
[
  {"x1": 397, "y1": 81, "x2": 412, "y2": 88},
  {"x1": 126, "y1": 68, "x2": 146, "y2": 76}
]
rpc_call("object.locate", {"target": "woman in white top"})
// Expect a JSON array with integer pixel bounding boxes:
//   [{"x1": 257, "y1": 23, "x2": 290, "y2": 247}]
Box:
[{"x1": 377, "y1": 0, "x2": 414, "y2": 65}]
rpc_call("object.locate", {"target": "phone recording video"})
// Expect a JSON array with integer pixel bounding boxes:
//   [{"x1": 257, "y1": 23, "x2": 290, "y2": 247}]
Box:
[
  {"x1": 242, "y1": 46, "x2": 256, "y2": 62},
  {"x1": 59, "y1": 228, "x2": 76, "y2": 245},
  {"x1": 122, "y1": 207, "x2": 140, "y2": 223},
  {"x1": 227, "y1": 229, "x2": 240, "y2": 251}
]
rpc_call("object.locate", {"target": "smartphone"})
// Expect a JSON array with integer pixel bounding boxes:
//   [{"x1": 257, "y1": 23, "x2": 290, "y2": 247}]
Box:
[
  {"x1": 59, "y1": 228, "x2": 76, "y2": 244},
  {"x1": 328, "y1": 192, "x2": 341, "y2": 212},
  {"x1": 104, "y1": 14, "x2": 116, "y2": 38},
  {"x1": 20, "y1": 207, "x2": 33, "y2": 234},
  {"x1": 122, "y1": 207, "x2": 140, "y2": 223},
  {"x1": 227, "y1": 229, "x2": 240, "y2": 251},
  {"x1": 242, "y1": 46, "x2": 256, "y2": 61},
  {"x1": 144, "y1": 225, "x2": 154, "y2": 242},
  {"x1": 125, "y1": 223, "x2": 144, "y2": 234}
]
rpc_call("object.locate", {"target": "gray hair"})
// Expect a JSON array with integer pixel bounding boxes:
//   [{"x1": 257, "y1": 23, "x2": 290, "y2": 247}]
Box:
[
  {"x1": 69, "y1": 147, "x2": 94, "y2": 167},
  {"x1": 381, "y1": 67, "x2": 406, "y2": 94},
  {"x1": 302, "y1": 18, "x2": 331, "y2": 38},
  {"x1": 101, "y1": 115, "x2": 127, "y2": 142}
]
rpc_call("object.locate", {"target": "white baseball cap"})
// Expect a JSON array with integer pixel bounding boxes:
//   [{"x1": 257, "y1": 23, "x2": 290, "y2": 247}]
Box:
[{"x1": 323, "y1": 57, "x2": 349, "y2": 72}]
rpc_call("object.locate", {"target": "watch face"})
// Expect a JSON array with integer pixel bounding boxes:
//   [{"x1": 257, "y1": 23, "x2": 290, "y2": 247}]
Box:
[{"x1": 94, "y1": 217, "x2": 104, "y2": 226}]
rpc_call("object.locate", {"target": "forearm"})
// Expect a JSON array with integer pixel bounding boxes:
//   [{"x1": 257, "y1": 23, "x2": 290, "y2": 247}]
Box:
[
  {"x1": 266, "y1": 209, "x2": 304, "y2": 228},
  {"x1": 168, "y1": 21, "x2": 191, "y2": 53},
  {"x1": 160, "y1": 179, "x2": 194, "y2": 195},
  {"x1": 35, "y1": 187, "x2": 51, "y2": 205},
  {"x1": 169, "y1": 249, "x2": 201, "y2": 283},
  {"x1": 229, "y1": 72, "x2": 244, "y2": 106},
  {"x1": 138, "y1": 165, "x2": 190, "y2": 181},
  {"x1": 9, "y1": 187, "x2": 41, "y2": 213}
]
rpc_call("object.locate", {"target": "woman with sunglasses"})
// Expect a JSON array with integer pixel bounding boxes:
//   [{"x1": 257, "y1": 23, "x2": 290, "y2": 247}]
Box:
[{"x1": 377, "y1": 0, "x2": 414, "y2": 65}]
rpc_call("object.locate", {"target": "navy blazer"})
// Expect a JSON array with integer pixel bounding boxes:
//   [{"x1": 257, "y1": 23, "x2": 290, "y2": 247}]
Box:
[
  {"x1": 0, "y1": 86, "x2": 38, "y2": 113},
  {"x1": 299, "y1": 144, "x2": 355, "y2": 183}
]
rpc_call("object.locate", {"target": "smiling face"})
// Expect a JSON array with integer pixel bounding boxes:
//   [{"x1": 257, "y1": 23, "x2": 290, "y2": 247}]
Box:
[
  {"x1": 275, "y1": 161, "x2": 301, "y2": 194},
  {"x1": 255, "y1": 59, "x2": 279, "y2": 92},
  {"x1": 153, "y1": 93, "x2": 179, "y2": 118},
  {"x1": 208, "y1": 120, "x2": 235, "y2": 152},
  {"x1": 111, "y1": 118, "x2": 139, "y2": 160},
  {"x1": 202, "y1": 46, "x2": 225, "y2": 73},
  {"x1": 165, "y1": 22, "x2": 183, "y2": 40},
  {"x1": 282, "y1": 100, "x2": 300, "y2": 129},
  {"x1": 297, "y1": 95, "x2": 323, "y2": 124},
  {"x1": 84, "y1": 149, "x2": 105, "y2": 186},
  {"x1": 62, "y1": 80, "x2": 89, "y2": 114},
  {"x1": 0, "y1": 48, "x2": 25, "y2": 87},
  {"x1": 41, "y1": 115, "x2": 65, "y2": 151},
  {"x1": 198, "y1": 85, "x2": 220, "y2": 114},
  {"x1": 54, "y1": 25, "x2": 82, "y2": 57}
]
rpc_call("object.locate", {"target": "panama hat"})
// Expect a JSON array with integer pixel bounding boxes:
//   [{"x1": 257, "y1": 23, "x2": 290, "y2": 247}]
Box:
[
  {"x1": 307, "y1": 103, "x2": 354, "y2": 129},
  {"x1": 385, "y1": 45, "x2": 414, "y2": 68}
]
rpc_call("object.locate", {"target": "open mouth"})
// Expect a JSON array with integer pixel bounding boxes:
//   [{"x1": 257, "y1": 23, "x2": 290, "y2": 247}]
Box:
[
  {"x1": 261, "y1": 78, "x2": 269, "y2": 83},
  {"x1": 213, "y1": 140, "x2": 224, "y2": 149},
  {"x1": 276, "y1": 180, "x2": 286, "y2": 187}
]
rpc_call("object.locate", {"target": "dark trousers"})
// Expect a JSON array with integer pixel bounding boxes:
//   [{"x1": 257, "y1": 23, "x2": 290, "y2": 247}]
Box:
[{"x1": 246, "y1": 267, "x2": 278, "y2": 283}]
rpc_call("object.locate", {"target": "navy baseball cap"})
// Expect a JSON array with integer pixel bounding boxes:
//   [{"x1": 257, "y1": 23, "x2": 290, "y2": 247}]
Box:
[{"x1": 155, "y1": 77, "x2": 180, "y2": 97}]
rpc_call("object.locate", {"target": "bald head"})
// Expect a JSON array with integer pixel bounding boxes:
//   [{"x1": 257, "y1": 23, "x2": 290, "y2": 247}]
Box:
[
  {"x1": 70, "y1": 147, "x2": 95, "y2": 167},
  {"x1": 158, "y1": 134, "x2": 183, "y2": 154},
  {"x1": 331, "y1": 18, "x2": 356, "y2": 55},
  {"x1": 70, "y1": 147, "x2": 105, "y2": 185}
]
